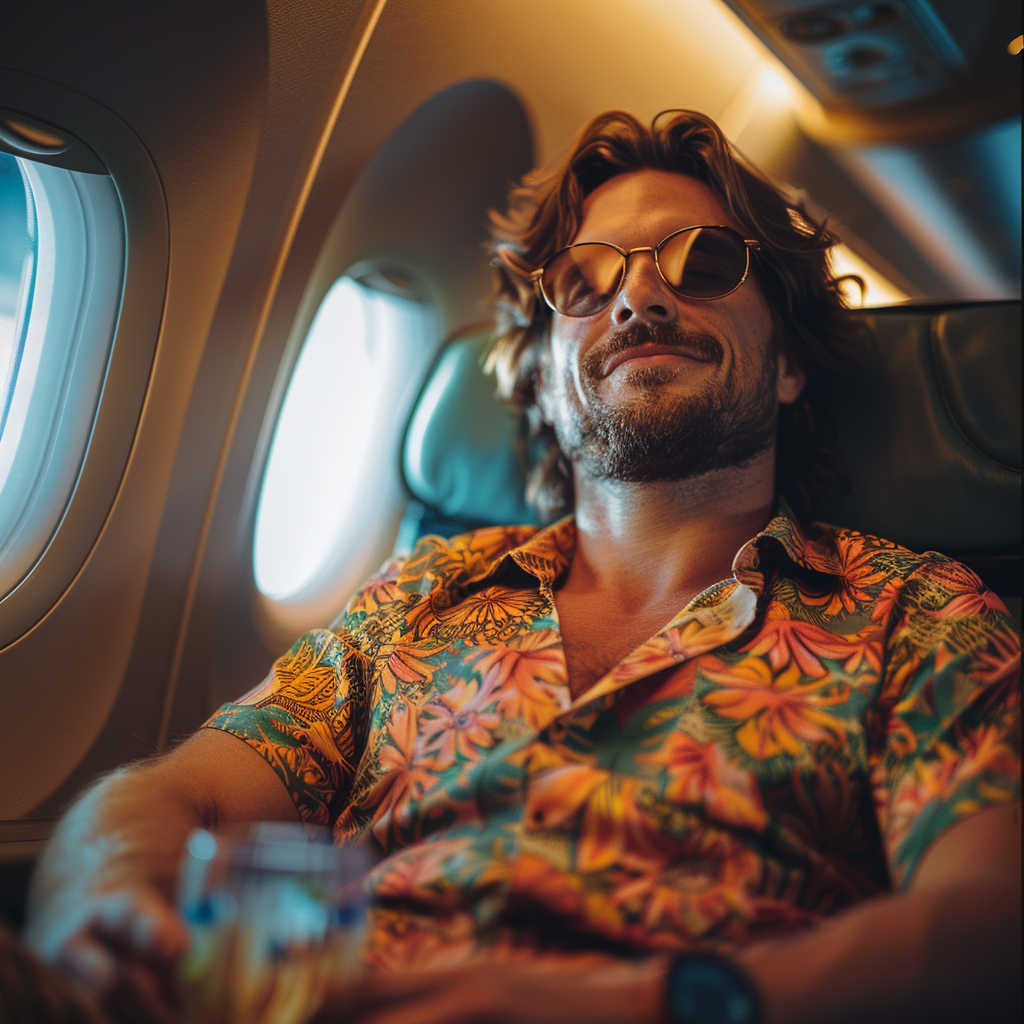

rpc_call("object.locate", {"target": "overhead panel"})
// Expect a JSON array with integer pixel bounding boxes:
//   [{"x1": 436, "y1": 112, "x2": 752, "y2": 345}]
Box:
[{"x1": 718, "y1": 0, "x2": 1021, "y2": 141}]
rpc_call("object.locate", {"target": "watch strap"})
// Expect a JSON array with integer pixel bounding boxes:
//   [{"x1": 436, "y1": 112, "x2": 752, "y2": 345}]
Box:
[{"x1": 663, "y1": 952, "x2": 762, "y2": 1024}]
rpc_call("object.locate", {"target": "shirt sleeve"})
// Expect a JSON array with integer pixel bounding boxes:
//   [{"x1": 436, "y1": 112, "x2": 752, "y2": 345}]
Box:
[
  {"x1": 203, "y1": 627, "x2": 370, "y2": 826},
  {"x1": 872, "y1": 556, "x2": 1021, "y2": 889}
]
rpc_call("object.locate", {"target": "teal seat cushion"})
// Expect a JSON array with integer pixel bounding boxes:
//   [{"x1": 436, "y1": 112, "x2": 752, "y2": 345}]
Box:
[{"x1": 402, "y1": 334, "x2": 541, "y2": 527}]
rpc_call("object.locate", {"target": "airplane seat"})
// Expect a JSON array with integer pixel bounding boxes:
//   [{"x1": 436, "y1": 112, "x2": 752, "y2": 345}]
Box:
[{"x1": 399, "y1": 301, "x2": 1021, "y2": 623}]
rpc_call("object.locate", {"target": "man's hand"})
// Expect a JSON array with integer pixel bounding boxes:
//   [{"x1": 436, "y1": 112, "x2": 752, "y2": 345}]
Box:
[
  {"x1": 311, "y1": 955, "x2": 668, "y2": 1024},
  {"x1": 35, "y1": 883, "x2": 189, "y2": 1024},
  {"x1": 25, "y1": 729, "x2": 300, "y2": 1023},
  {"x1": 26, "y1": 768, "x2": 199, "y2": 1024}
]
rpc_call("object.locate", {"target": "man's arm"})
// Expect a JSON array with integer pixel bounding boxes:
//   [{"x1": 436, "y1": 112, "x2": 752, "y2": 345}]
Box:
[
  {"x1": 318, "y1": 801, "x2": 1020, "y2": 1024},
  {"x1": 736, "y1": 799, "x2": 1021, "y2": 1024},
  {"x1": 26, "y1": 728, "x2": 298, "y2": 1023}
]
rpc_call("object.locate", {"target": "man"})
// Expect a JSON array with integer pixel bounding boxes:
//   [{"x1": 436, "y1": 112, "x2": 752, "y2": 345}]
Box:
[{"x1": 27, "y1": 111, "x2": 1020, "y2": 1024}]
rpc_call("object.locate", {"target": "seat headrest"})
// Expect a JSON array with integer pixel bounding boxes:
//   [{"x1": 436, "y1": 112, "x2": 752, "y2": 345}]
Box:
[
  {"x1": 402, "y1": 335, "x2": 541, "y2": 527},
  {"x1": 402, "y1": 302, "x2": 1021, "y2": 559}
]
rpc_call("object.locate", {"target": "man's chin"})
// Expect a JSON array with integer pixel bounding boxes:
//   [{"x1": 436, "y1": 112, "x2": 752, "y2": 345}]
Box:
[
  {"x1": 580, "y1": 442, "x2": 773, "y2": 485},
  {"x1": 564, "y1": 397, "x2": 777, "y2": 485},
  {"x1": 602, "y1": 360, "x2": 712, "y2": 392}
]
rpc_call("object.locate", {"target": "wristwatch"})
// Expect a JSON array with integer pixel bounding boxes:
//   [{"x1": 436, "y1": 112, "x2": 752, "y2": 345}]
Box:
[{"x1": 663, "y1": 953, "x2": 762, "y2": 1024}]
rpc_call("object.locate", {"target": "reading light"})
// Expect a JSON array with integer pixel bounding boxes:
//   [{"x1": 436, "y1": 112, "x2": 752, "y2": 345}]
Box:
[{"x1": 0, "y1": 114, "x2": 69, "y2": 154}]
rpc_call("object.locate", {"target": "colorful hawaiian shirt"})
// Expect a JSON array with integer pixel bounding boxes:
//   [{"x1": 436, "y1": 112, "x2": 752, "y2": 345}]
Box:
[{"x1": 205, "y1": 510, "x2": 1021, "y2": 968}]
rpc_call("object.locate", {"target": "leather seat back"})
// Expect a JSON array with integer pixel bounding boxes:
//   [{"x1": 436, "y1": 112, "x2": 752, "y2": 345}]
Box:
[{"x1": 829, "y1": 302, "x2": 1020, "y2": 610}]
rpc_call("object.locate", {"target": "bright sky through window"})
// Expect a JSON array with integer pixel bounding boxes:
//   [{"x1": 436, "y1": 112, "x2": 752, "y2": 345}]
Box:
[
  {"x1": 254, "y1": 277, "x2": 424, "y2": 601},
  {"x1": 0, "y1": 154, "x2": 124, "y2": 598},
  {"x1": 0, "y1": 154, "x2": 30, "y2": 423}
]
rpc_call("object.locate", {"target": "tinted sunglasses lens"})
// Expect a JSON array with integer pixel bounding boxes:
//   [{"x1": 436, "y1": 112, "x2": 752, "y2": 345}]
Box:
[
  {"x1": 659, "y1": 227, "x2": 748, "y2": 298},
  {"x1": 542, "y1": 244, "x2": 624, "y2": 316}
]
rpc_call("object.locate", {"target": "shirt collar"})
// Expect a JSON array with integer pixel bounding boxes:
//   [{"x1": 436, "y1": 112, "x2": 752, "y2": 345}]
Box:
[
  {"x1": 732, "y1": 496, "x2": 850, "y2": 596},
  {"x1": 731, "y1": 496, "x2": 804, "y2": 594},
  {"x1": 465, "y1": 497, "x2": 840, "y2": 597},
  {"x1": 462, "y1": 516, "x2": 575, "y2": 591}
]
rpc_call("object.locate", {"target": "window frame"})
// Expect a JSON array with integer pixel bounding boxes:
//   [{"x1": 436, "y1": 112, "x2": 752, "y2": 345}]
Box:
[{"x1": 0, "y1": 70, "x2": 167, "y2": 649}]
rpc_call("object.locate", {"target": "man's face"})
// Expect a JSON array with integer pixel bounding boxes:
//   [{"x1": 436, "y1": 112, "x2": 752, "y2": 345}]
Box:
[{"x1": 536, "y1": 169, "x2": 804, "y2": 483}]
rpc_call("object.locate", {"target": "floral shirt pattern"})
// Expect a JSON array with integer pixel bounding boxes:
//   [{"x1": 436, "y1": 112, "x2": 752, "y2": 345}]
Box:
[{"x1": 205, "y1": 510, "x2": 1021, "y2": 968}]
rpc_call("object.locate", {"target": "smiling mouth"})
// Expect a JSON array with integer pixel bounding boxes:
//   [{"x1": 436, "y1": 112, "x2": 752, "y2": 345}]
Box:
[{"x1": 602, "y1": 344, "x2": 716, "y2": 377}]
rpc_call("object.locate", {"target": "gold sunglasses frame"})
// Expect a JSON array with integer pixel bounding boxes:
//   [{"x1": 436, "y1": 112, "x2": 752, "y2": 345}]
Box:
[{"x1": 529, "y1": 224, "x2": 761, "y2": 317}]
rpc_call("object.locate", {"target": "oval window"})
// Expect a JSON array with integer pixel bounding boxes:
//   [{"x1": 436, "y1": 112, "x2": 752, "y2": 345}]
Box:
[
  {"x1": 0, "y1": 150, "x2": 125, "y2": 598},
  {"x1": 254, "y1": 276, "x2": 433, "y2": 602}
]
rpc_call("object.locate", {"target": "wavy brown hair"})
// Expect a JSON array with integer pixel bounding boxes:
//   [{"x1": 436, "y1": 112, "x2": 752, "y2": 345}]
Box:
[{"x1": 485, "y1": 109, "x2": 866, "y2": 522}]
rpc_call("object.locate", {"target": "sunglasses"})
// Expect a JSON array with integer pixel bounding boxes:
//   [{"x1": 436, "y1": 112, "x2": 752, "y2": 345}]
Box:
[{"x1": 529, "y1": 225, "x2": 761, "y2": 318}]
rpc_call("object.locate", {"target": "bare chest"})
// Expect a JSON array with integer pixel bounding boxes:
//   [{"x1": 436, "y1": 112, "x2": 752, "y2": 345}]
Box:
[{"x1": 553, "y1": 590, "x2": 694, "y2": 701}]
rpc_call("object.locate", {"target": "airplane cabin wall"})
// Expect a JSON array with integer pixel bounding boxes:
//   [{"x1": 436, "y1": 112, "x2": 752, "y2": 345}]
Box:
[{"x1": 0, "y1": 0, "x2": 370, "y2": 819}]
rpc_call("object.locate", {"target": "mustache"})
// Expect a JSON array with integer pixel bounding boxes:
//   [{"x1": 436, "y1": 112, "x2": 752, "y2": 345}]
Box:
[{"x1": 581, "y1": 322, "x2": 724, "y2": 380}]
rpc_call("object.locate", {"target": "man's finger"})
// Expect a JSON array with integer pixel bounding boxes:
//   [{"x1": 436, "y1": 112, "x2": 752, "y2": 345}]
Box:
[
  {"x1": 103, "y1": 959, "x2": 180, "y2": 1024},
  {"x1": 91, "y1": 890, "x2": 190, "y2": 963},
  {"x1": 58, "y1": 936, "x2": 118, "y2": 997},
  {"x1": 59, "y1": 935, "x2": 179, "y2": 1024}
]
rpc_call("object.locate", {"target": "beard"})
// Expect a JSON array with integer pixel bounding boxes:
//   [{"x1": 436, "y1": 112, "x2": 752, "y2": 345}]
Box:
[{"x1": 549, "y1": 321, "x2": 778, "y2": 483}]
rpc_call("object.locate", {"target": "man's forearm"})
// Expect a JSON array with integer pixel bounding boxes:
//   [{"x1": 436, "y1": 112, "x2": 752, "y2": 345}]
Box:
[
  {"x1": 22, "y1": 731, "x2": 297, "y2": 1021},
  {"x1": 735, "y1": 878, "x2": 1020, "y2": 1024},
  {"x1": 27, "y1": 730, "x2": 299, "y2": 957}
]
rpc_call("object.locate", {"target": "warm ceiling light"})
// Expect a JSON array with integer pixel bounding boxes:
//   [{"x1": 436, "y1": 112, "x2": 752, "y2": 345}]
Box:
[
  {"x1": 829, "y1": 244, "x2": 908, "y2": 307},
  {"x1": 1009, "y1": 35, "x2": 1023, "y2": 55}
]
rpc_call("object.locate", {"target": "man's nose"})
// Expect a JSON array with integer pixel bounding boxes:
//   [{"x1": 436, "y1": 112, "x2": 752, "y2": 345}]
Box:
[{"x1": 610, "y1": 251, "x2": 678, "y2": 326}]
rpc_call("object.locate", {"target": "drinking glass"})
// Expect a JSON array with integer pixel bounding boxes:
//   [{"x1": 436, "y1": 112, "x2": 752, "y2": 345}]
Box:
[{"x1": 176, "y1": 821, "x2": 370, "y2": 1024}]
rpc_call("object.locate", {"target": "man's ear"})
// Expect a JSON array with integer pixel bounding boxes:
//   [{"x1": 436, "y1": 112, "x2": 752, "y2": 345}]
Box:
[{"x1": 776, "y1": 351, "x2": 805, "y2": 405}]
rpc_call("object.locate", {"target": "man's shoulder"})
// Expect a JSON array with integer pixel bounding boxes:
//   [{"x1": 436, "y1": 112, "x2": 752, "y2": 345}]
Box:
[
  {"x1": 798, "y1": 518, "x2": 1014, "y2": 622},
  {"x1": 335, "y1": 522, "x2": 546, "y2": 626},
  {"x1": 802, "y1": 518, "x2": 950, "y2": 574},
  {"x1": 763, "y1": 502, "x2": 953, "y2": 585},
  {"x1": 400, "y1": 522, "x2": 547, "y2": 584}
]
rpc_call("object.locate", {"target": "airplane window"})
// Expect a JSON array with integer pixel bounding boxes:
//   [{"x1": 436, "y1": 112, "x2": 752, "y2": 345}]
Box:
[
  {"x1": 253, "y1": 276, "x2": 432, "y2": 602},
  {"x1": 0, "y1": 150, "x2": 125, "y2": 599},
  {"x1": 0, "y1": 154, "x2": 30, "y2": 412}
]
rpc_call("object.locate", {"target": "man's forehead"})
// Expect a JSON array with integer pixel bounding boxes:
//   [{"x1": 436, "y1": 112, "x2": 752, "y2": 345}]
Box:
[{"x1": 575, "y1": 168, "x2": 738, "y2": 243}]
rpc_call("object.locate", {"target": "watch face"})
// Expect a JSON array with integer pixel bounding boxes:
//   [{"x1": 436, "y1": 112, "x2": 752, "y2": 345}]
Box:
[{"x1": 666, "y1": 955, "x2": 759, "y2": 1024}]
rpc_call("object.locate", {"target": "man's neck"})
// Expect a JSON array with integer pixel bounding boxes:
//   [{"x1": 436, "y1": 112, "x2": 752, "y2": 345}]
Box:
[{"x1": 563, "y1": 449, "x2": 777, "y2": 614}]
